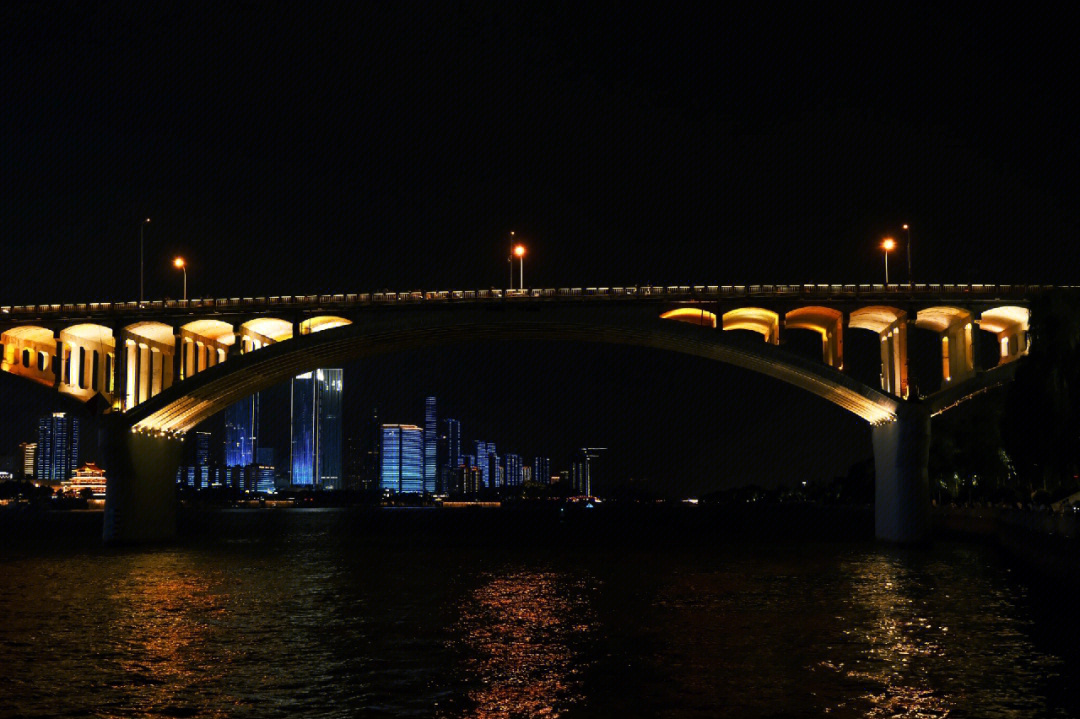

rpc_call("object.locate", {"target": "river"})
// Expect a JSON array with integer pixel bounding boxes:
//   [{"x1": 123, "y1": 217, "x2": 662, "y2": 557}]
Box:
[{"x1": 1, "y1": 505, "x2": 1077, "y2": 718}]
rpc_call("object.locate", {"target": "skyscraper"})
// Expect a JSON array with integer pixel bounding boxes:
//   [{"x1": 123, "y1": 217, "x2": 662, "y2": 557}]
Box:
[
  {"x1": 444, "y1": 419, "x2": 461, "y2": 469},
  {"x1": 224, "y1": 393, "x2": 259, "y2": 467},
  {"x1": 291, "y1": 369, "x2": 343, "y2": 488},
  {"x1": 533, "y1": 456, "x2": 551, "y2": 485},
  {"x1": 18, "y1": 442, "x2": 36, "y2": 480},
  {"x1": 380, "y1": 424, "x2": 424, "y2": 493},
  {"x1": 35, "y1": 412, "x2": 79, "y2": 483},
  {"x1": 423, "y1": 396, "x2": 437, "y2": 494},
  {"x1": 474, "y1": 440, "x2": 491, "y2": 489},
  {"x1": 488, "y1": 451, "x2": 501, "y2": 489},
  {"x1": 504, "y1": 453, "x2": 523, "y2": 486},
  {"x1": 438, "y1": 418, "x2": 461, "y2": 495},
  {"x1": 195, "y1": 431, "x2": 211, "y2": 488}
]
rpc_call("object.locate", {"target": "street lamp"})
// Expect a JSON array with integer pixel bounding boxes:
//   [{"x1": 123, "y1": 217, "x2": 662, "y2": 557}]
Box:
[
  {"x1": 903, "y1": 223, "x2": 912, "y2": 284},
  {"x1": 508, "y1": 231, "x2": 515, "y2": 290},
  {"x1": 173, "y1": 257, "x2": 187, "y2": 300},
  {"x1": 140, "y1": 218, "x2": 151, "y2": 305},
  {"x1": 514, "y1": 244, "x2": 526, "y2": 289},
  {"x1": 882, "y1": 237, "x2": 896, "y2": 285}
]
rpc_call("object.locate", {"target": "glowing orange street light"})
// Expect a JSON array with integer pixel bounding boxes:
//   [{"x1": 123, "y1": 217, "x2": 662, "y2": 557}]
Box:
[
  {"x1": 514, "y1": 244, "x2": 526, "y2": 289},
  {"x1": 881, "y1": 238, "x2": 896, "y2": 285},
  {"x1": 140, "y1": 218, "x2": 151, "y2": 306},
  {"x1": 508, "y1": 231, "x2": 515, "y2": 290},
  {"x1": 173, "y1": 257, "x2": 187, "y2": 300},
  {"x1": 902, "y1": 223, "x2": 912, "y2": 284}
]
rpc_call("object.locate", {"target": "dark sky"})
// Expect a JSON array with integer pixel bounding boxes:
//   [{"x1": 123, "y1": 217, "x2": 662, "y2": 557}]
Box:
[{"x1": 1, "y1": 4, "x2": 1076, "y2": 493}]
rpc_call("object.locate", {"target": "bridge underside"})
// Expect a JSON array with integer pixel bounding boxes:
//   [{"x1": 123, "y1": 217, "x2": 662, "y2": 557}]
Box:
[
  {"x1": 125, "y1": 307, "x2": 901, "y2": 435},
  {"x1": 94, "y1": 307, "x2": 936, "y2": 544}
]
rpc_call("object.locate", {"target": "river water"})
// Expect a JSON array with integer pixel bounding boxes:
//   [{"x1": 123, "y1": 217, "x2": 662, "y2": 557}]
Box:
[{"x1": 1, "y1": 506, "x2": 1077, "y2": 718}]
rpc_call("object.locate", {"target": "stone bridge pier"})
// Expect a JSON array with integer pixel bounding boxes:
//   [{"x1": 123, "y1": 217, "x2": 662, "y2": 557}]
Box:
[
  {"x1": 872, "y1": 405, "x2": 931, "y2": 543},
  {"x1": 101, "y1": 417, "x2": 184, "y2": 544}
]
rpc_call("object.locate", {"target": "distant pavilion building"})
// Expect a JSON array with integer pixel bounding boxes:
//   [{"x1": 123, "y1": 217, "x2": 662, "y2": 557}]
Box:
[{"x1": 63, "y1": 462, "x2": 107, "y2": 498}]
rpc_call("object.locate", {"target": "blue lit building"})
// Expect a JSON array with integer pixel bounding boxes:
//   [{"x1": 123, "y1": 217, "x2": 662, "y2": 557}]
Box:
[
  {"x1": 195, "y1": 430, "x2": 211, "y2": 488},
  {"x1": 35, "y1": 412, "x2": 79, "y2": 483},
  {"x1": 474, "y1": 440, "x2": 495, "y2": 488},
  {"x1": 444, "y1": 419, "x2": 461, "y2": 469},
  {"x1": 423, "y1": 396, "x2": 437, "y2": 494},
  {"x1": 291, "y1": 369, "x2": 343, "y2": 488},
  {"x1": 438, "y1": 417, "x2": 461, "y2": 494},
  {"x1": 488, "y1": 451, "x2": 501, "y2": 488},
  {"x1": 381, "y1": 424, "x2": 424, "y2": 493},
  {"x1": 533, "y1": 456, "x2": 551, "y2": 485},
  {"x1": 224, "y1": 393, "x2": 259, "y2": 467},
  {"x1": 504, "y1": 453, "x2": 523, "y2": 486}
]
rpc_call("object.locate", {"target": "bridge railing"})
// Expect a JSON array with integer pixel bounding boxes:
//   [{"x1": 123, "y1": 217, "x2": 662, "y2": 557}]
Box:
[{"x1": 0, "y1": 284, "x2": 1064, "y2": 318}]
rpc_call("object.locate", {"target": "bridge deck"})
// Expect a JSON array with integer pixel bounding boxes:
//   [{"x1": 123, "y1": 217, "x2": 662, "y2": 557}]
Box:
[{"x1": 0, "y1": 283, "x2": 1057, "y2": 322}]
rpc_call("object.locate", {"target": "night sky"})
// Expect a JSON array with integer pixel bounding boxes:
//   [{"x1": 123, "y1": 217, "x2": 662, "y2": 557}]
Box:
[{"x1": 2, "y1": 4, "x2": 1076, "y2": 494}]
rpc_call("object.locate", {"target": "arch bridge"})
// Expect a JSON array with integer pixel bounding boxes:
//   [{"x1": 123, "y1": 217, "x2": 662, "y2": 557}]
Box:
[{"x1": 0, "y1": 284, "x2": 1043, "y2": 544}]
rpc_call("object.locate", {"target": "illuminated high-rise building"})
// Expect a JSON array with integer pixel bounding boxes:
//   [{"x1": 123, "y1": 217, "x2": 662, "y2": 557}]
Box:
[
  {"x1": 291, "y1": 369, "x2": 343, "y2": 488},
  {"x1": 380, "y1": 424, "x2": 424, "y2": 493},
  {"x1": 474, "y1": 440, "x2": 494, "y2": 489},
  {"x1": 195, "y1": 431, "x2": 211, "y2": 488},
  {"x1": 35, "y1": 412, "x2": 79, "y2": 483},
  {"x1": 224, "y1": 393, "x2": 259, "y2": 467},
  {"x1": 504, "y1": 453, "x2": 523, "y2": 486},
  {"x1": 18, "y1": 442, "x2": 36, "y2": 480},
  {"x1": 533, "y1": 456, "x2": 551, "y2": 485},
  {"x1": 423, "y1": 396, "x2": 437, "y2": 494},
  {"x1": 438, "y1": 418, "x2": 461, "y2": 494}
]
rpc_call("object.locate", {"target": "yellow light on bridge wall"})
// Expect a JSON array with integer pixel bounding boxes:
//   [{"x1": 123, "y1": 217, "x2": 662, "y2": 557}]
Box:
[{"x1": 660, "y1": 308, "x2": 717, "y2": 328}]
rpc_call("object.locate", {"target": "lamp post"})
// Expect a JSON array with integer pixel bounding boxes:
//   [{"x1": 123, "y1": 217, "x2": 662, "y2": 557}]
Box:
[
  {"x1": 140, "y1": 218, "x2": 150, "y2": 304},
  {"x1": 173, "y1": 257, "x2": 186, "y2": 300},
  {"x1": 903, "y1": 224, "x2": 912, "y2": 285},
  {"x1": 514, "y1": 244, "x2": 526, "y2": 289},
  {"x1": 508, "y1": 231, "x2": 515, "y2": 290},
  {"x1": 882, "y1": 237, "x2": 895, "y2": 285}
]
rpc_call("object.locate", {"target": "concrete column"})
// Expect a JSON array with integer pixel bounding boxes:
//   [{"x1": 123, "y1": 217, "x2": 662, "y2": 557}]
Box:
[
  {"x1": 150, "y1": 348, "x2": 163, "y2": 396},
  {"x1": 230, "y1": 331, "x2": 243, "y2": 358},
  {"x1": 117, "y1": 341, "x2": 129, "y2": 410},
  {"x1": 109, "y1": 351, "x2": 117, "y2": 396},
  {"x1": 126, "y1": 342, "x2": 138, "y2": 407},
  {"x1": 873, "y1": 406, "x2": 931, "y2": 543},
  {"x1": 102, "y1": 418, "x2": 183, "y2": 544},
  {"x1": 195, "y1": 341, "x2": 205, "y2": 373},
  {"x1": 142, "y1": 345, "x2": 153, "y2": 403},
  {"x1": 53, "y1": 330, "x2": 64, "y2": 388},
  {"x1": 173, "y1": 333, "x2": 184, "y2": 384},
  {"x1": 184, "y1": 338, "x2": 195, "y2": 378}
]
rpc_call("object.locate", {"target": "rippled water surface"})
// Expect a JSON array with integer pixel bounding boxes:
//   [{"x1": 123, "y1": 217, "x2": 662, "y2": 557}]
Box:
[{"x1": 1, "y1": 508, "x2": 1077, "y2": 718}]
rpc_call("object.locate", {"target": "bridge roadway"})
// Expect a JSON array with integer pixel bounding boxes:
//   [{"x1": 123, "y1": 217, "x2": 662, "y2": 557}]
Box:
[{"x1": 0, "y1": 283, "x2": 1046, "y2": 545}]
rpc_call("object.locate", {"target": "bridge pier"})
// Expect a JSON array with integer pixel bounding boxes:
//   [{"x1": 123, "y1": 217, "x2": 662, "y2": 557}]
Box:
[
  {"x1": 102, "y1": 418, "x2": 184, "y2": 544},
  {"x1": 872, "y1": 406, "x2": 931, "y2": 543}
]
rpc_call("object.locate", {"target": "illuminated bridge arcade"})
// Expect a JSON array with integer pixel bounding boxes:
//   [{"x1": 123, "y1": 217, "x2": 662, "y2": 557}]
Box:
[{"x1": 0, "y1": 284, "x2": 1041, "y2": 544}]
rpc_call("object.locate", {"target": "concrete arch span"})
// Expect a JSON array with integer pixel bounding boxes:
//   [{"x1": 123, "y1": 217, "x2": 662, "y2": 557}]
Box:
[
  {"x1": 1, "y1": 325, "x2": 56, "y2": 386},
  {"x1": 979, "y1": 306, "x2": 1030, "y2": 363},
  {"x1": 784, "y1": 307, "x2": 843, "y2": 368},
  {"x1": 125, "y1": 307, "x2": 901, "y2": 436},
  {"x1": 104, "y1": 307, "x2": 933, "y2": 546}
]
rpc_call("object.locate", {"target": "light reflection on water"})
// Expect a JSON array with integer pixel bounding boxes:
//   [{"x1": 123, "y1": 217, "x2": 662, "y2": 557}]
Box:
[
  {"x1": 0, "y1": 511, "x2": 1076, "y2": 718},
  {"x1": 446, "y1": 570, "x2": 596, "y2": 718}
]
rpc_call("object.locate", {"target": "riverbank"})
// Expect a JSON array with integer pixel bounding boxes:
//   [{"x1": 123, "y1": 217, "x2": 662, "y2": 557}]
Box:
[{"x1": 934, "y1": 506, "x2": 1080, "y2": 588}]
